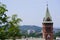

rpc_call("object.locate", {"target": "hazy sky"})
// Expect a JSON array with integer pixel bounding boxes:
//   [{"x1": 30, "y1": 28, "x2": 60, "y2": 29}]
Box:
[{"x1": 0, "y1": 0, "x2": 60, "y2": 28}]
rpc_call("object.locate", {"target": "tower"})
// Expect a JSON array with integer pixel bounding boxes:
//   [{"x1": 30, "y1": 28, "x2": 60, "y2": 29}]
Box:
[{"x1": 42, "y1": 5, "x2": 53, "y2": 40}]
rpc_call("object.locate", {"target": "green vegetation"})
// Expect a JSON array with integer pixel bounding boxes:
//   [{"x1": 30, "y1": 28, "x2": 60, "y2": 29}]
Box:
[
  {"x1": 54, "y1": 32, "x2": 60, "y2": 39},
  {"x1": 21, "y1": 32, "x2": 42, "y2": 38},
  {"x1": 27, "y1": 33, "x2": 42, "y2": 37},
  {"x1": 0, "y1": 2, "x2": 22, "y2": 40}
]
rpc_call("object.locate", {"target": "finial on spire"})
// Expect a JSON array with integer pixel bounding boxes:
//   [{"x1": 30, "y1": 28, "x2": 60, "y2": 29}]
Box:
[
  {"x1": 46, "y1": 0, "x2": 48, "y2": 7},
  {"x1": 47, "y1": 4, "x2": 48, "y2": 7}
]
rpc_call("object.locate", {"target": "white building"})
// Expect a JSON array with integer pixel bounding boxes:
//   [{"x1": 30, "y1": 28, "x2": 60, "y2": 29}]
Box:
[
  {"x1": 56, "y1": 37, "x2": 60, "y2": 40},
  {"x1": 27, "y1": 29, "x2": 35, "y2": 35}
]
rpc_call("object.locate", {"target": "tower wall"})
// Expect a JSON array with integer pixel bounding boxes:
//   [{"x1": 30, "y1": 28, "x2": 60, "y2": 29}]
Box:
[{"x1": 42, "y1": 23, "x2": 53, "y2": 40}]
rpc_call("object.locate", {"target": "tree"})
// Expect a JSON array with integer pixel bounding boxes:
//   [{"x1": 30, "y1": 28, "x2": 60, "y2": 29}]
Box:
[
  {"x1": 8, "y1": 14, "x2": 22, "y2": 39},
  {"x1": 0, "y1": 2, "x2": 22, "y2": 40},
  {"x1": 54, "y1": 32, "x2": 60, "y2": 39},
  {"x1": 0, "y1": 2, "x2": 8, "y2": 40}
]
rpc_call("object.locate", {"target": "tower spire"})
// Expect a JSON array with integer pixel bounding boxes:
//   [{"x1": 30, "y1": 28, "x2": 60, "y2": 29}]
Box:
[
  {"x1": 43, "y1": 4, "x2": 53, "y2": 23},
  {"x1": 45, "y1": 5, "x2": 52, "y2": 20}
]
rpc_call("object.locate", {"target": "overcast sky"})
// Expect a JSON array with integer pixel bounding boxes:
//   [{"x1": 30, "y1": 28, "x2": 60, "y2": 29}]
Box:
[{"x1": 0, "y1": 0, "x2": 60, "y2": 28}]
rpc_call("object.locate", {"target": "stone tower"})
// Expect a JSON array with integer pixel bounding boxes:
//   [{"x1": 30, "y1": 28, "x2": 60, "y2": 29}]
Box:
[{"x1": 42, "y1": 5, "x2": 53, "y2": 40}]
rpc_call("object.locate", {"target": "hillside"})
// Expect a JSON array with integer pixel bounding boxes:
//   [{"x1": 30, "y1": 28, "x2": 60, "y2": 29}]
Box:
[
  {"x1": 19, "y1": 25, "x2": 60, "y2": 34},
  {"x1": 20, "y1": 25, "x2": 42, "y2": 33}
]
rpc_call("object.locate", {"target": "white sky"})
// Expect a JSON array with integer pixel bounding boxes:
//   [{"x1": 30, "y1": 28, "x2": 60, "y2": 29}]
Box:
[{"x1": 0, "y1": 0, "x2": 60, "y2": 28}]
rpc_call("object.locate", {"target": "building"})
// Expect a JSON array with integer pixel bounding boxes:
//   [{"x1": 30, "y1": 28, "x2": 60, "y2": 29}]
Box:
[
  {"x1": 27, "y1": 29, "x2": 35, "y2": 35},
  {"x1": 56, "y1": 37, "x2": 60, "y2": 40},
  {"x1": 42, "y1": 5, "x2": 53, "y2": 40}
]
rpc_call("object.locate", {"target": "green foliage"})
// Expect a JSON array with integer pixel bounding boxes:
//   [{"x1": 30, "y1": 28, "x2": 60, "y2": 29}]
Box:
[
  {"x1": 0, "y1": 2, "x2": 8, "y2": 40},
  {"x1": 0, "y1": 2, "x2": 7, "y2": 14},
  {"x1": 7, "y1": 14, "x2": 22, "y2": 39},
  {"x1": 54, "y1": 32, "x2": 60, "y2": 39},
  {"x1": 0, "y1": 2, "x2": 22, "y2": 39},
  {"x1": 21, "y1": 32, "x2": 42, "y2": 38}
]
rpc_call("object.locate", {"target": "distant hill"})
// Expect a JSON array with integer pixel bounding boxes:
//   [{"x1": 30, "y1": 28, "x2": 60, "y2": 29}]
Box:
[
  {"x1": 19, "y1": 25, "x2": 60, "y2": 34},
  {"x1": 53, "y1": 28, "x2": 60, "y2": 33},
  {"x1": 19, "y1": 25, "x2": 42, "y2": 33}
]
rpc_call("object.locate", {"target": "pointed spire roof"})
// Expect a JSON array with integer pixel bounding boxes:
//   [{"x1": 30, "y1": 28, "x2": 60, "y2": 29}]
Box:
[
  {"x1": 43, "y1": 4, "x2": 53, "y2": 23},
  {"x1": 45, "y1": 6, "x2": 52, "y2": 21}
]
